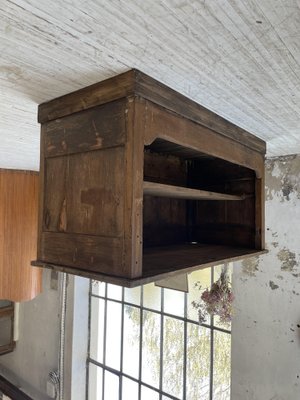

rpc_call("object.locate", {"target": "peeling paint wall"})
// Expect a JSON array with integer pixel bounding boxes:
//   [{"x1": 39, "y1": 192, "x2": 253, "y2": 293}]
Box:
[{"x1": 232, "y1": 154, "x2": 300, "y2": 400}]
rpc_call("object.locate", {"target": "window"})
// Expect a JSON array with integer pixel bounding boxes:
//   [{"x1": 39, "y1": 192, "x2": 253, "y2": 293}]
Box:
[{"x1": 88, "y1": 265, "x2": 231, "y2": 400}]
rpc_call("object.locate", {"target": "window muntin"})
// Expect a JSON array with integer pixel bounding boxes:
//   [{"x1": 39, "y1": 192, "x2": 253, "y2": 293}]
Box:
[{"x1": 88, "y1": 266, "x2": 231, "y2": 400}]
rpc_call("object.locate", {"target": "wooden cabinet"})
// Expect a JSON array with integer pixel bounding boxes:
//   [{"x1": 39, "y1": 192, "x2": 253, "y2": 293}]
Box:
[
  {"x1": 32, "y1": 69, "x2": 266, "y2": 287},
  {"x1": 0, "y1": 170, "x2": 42, "y2": 301}
]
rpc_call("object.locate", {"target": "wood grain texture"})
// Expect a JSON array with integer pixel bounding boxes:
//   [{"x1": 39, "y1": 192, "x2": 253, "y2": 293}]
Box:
[
  {"x1": 144, "y1": 100, "x2": 265, "y2": 178},
  {"x1": 144, "y1": 181, "x2": 246, "y2": 200},
  {"x1": 39, "y1": 232, "x2": 124, "y2": 276},
  {"x1": 39, "y1": 69, "x2": 265, "y2": 155},
  {"x1": 0, "y1": 170, "x2": 42, "y2": 302},
  {"x1": 43, "y1": 99, "x2": 126, "y2": 157},
  {"x1": 32, "y1": 246, "x2": 268, "y2": 288}
]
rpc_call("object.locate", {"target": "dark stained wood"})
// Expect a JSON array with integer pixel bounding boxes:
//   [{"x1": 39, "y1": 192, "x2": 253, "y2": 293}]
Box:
[
  {"x1": 32, "y1": 245, "x2": 267, "y2": 288},
  {"x1": 122, "y1": 97, "x2": 145, "y2": 278},
  {"x1": 34, "y1": 70, "x2": 266, "y2": 286},
  {"x1": 144, "y1": 181, "x2": 246, "y2": 200},
  {"x1": 143, "y1": 100, "x2": 265, "y2": 178},
  {"x1": 44, "y1": 99, "x2": 126, "y2": 158},
  {"x1": 255, "y1": 176, "x2": 265, "y2": 249},
  {"x1": 38, "y1": 70, "x2": 135, "y2": 123},
  {"x1": 38, "y1": 69, "x2": 266, "y2": 155},
  {"x1": 40, "y1": 232, "x2": 125, "y2": 276},
  {"x1": 0, "y1": 375, "x2": 33, "y2": 400}
]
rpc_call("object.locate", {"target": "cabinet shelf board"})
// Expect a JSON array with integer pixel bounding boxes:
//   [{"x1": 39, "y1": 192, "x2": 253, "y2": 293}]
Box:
[{"x1": 143, "y1": 181, "x2": 245, "y2": 201}]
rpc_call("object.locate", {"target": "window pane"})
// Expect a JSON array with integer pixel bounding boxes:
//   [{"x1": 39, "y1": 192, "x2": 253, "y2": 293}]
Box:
[
  {"x1": 124, "y1": 286, "x2": 141, "y2": 305},
  {"x1": 186, "y1": 323, "x2": 210, "y2": 400},
  {"x1": 92, "y1": 281, "x2": 106, "y2": 297},
  {"x1": 187, "y1": 268, "x2": 211, "y2": 322},
  {"x1": 105, "y1": 301, "x2": 122, "y2": 369},
  {"x1": 164, "y1": 288, "x2": 184, "y2": 317},
  {"x1": 213, "y1": 331, "x2": 231, "y2": 400},
  {"x1": 107, "y1": 284, "x2": 122, "y2": 300},
  {"x1": 0, "y1": 316, "x2": 12, "y2": 346},
  {"x1": 90, "y1": 297, "x2": 105, "y2": 363},
  {"x1": 163, "y1": 317, "x2": 184, "y2": 398},
  {"x1": 88, "y1": 363, "x2": 103, "y2": 400},
  {"x1": 141, "y1": 385, "x2": 159, "y2": 400},
  {"x1": 143, "y1": 283, "x2": 161, "y2": 311},
  {"x1": 122, "y1": 377, "x2": 138, "y2": 400},
  {"x1": 123, "y1": 306, "x2": 140, "y2": 378},
  {"x1": 142, "y1": 311, "x2": 160, "y2": 388},
  {"x1": 104, "y1": 371, "x2": 119, "y2": 400}
]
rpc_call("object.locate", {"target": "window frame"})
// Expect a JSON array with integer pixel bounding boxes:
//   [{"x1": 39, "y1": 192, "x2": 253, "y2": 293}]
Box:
[{"x1": 87, "y1": 266, "x2": 231, "y2": 400}]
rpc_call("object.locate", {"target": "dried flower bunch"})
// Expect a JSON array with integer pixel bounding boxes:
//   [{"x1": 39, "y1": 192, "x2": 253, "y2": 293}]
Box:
[{"x1": 192, "y1": 265, "x2": 234, "y2": 326}]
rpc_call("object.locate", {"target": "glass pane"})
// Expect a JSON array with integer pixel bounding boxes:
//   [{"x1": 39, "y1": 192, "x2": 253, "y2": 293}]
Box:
[
  {"x1": 163, "y1": 317, "x2": 184, "y2": 398},
  {"x1": 186, "y1": 323, "x2": 210, "y2": 400},
  {"x1": 122, "y1": 377, "x2": 138, "y2": 400},
  {"x1": 105, "y1": 301, "x2": 122, "y2": 369},
  {"x1": 123, "y1": 306, "x2": 140, "y2": 378},
  {"x1": 143, "y1": 283, "x2": 161, "y2": 311},
  {"x1": 164, "y1": 288, "x2": 184, "y2": 317},
  {"x1": 104, "y1": 371, "x2": 119, "y2": 400},
  {"x1": 92, "y1": 281, "x2": 106, "y2": 297},
  {"x1": 0, "y1": 316, "x2": 12, "y2": 346},
  {"x1": 142, "y1": 311, "x2": 161, "y2": 388},
  {"x1": 213, "y1": 264, "x2": 232, "y2": 330},
  {"x1": 188, "y1": 268, "x2": 211, "y2": 322},
  {"x1": 124, "y1": 286, "x2": 141, "y2": 305},
  {"x1": 141, "y1": 385, "x2": 159, "y2": 400},
  {"x1": 213, "y1": 331, "x2": 231, "y2": 400},
  {"x1": 90, "y1": 297, "x2": 105, "y2": 363},
  {"x1": 107, "y1": 284, "x2": 122, "y2": 300},
  {"x1": 88, "y1": 363, "x2": 103, "y2": 400}
]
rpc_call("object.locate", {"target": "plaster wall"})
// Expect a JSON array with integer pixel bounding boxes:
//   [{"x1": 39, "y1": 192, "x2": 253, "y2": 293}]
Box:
[
  {"x1": 232, "y1": 154, "x2": 300, "y2": 400},
  {"x1": 0, "y1": 270, "x2": 60, "y2": 399}
]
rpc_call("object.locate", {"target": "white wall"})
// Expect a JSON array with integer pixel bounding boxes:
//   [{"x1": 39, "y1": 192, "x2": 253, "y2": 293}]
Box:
[
  {"x1": 0, "y1": 270, "x2": 60, "y2": 399},
  {"x1": 0, "y1": 271, "x2": 89, "y2": 400},
  {"x1": 232, "y1": 154, "x2": 300, "y2": 400}
]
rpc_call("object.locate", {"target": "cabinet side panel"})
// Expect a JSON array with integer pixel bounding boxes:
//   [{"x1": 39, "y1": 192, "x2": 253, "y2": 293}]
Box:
[
  {"x1": 43, "y1": 147, "x2": 125, "y2": 237},
  {"x1": 43, "y1": 99, "x2": 126, "y2": 158},
  {"x1": 40, "y1": 232, "x2": 124, "y2": 276}
]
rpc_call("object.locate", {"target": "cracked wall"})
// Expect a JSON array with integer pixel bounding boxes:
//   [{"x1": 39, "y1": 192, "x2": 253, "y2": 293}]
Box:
[{"x1": 232, "y1": 154, "x2": 300, "y2": 400}]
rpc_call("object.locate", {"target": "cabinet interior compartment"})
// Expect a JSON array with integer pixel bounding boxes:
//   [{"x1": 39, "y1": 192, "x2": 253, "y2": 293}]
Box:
[{"x1": 142, "y1": 139, "x2": 258, "y2": 278}]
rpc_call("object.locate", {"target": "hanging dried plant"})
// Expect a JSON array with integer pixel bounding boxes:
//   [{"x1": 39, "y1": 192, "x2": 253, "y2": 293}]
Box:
[{"x1": 192, "y1": 265, "x2": 234, "y2": 326}]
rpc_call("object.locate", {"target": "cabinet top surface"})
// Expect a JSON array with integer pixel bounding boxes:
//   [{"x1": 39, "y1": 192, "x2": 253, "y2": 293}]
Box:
[{"x1": 38, "y1": 69, "x2": 266, "y2": 154}]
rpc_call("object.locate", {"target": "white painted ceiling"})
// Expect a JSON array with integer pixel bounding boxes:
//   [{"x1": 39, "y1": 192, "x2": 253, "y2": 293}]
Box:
[{"x1": 1, "y1": 0, "x2": 300, "y2": 170}]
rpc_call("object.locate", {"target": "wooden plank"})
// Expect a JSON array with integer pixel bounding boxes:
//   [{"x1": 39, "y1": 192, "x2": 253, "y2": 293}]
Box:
[
  {"x1": 43, "y1": 148, "x2": 125, "y2": 237},
  {"x1": 0, "y1": 170, "x2": 42, "y2": 302},
  {"x1": 144, "y1": 181, "x2": 245, "y2": 201},
  {"x1": 122, "y1": 97, "x2": 145, "y2": 278},
  {"x1": 135, "y1": 70, "x2": 266, "y2": 154},
  {"x1": 38, "y1": 70, "x2": 266, "y2": 155},
  {"x1": 0, "y1": 375, "x2": 33, "y2": 400},
  {"x1": 38, "y1": 232, "x2": 126, "y2": 276},
  {"x1": 43, "y1": 99, "x2": 126, "y2": 158},
  {"x1": 32, "y1": 245, "x2": 268, "y2": 288},
  {"x1": 255, "y1": 175, "x2": 265, "y2": 250},
  {"x1": 38, "y1": 70, "x2": 135, "y2": 123},
  {"x1": 144, "y1": 100, "x2": 265, "y2": 178}
]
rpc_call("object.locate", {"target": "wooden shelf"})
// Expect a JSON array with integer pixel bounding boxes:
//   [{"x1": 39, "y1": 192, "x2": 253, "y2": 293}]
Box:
[
  {"x1": 33, "y1": 245, "x2": 267, "y2": 288},
  {"x1": 143, "y1": 181, "x2": 245, "y2": 201}
]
